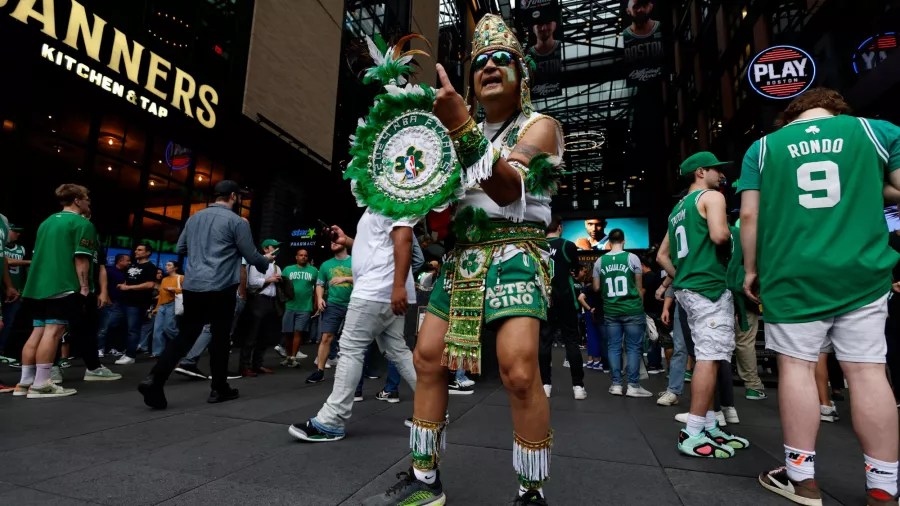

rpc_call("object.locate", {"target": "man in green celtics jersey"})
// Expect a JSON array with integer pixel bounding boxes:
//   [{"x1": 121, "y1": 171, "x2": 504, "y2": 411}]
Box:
[
  {"x1": 593, "y1": 228, "x2": 651, "y2": 398},
  {"x1": 539, "y1": 215, "x2": 586, "y2": 400},
  {"x1": 740, "y1": 88, "x2": 900, "y2": 506},
  {"x1": 15, "y1": 184, "x2": 96, "y2": 399},
  {"x1": 657, "y1": 152, "x2": 749, "y2": 459},
  {"x1": 0, "y1": 224, "x2": 28, "y2": 357},
  {"x1": 306, "y1": 241, "x2": 352, "y2": 384},
  {"x1": 281, "y1": 248, "x2": 317, "y2": 370}
]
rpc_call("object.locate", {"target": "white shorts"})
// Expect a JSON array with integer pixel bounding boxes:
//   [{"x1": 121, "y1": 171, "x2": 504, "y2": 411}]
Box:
[
  {"x1": 765, "y1": 293, "x2": 888, "y2": 363},
  {"x1": 675, "y1": 289, "x2": 735, "y2": 362}
]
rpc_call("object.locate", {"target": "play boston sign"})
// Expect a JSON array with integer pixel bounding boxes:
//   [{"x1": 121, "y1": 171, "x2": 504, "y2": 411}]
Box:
[
  {"x1": 0, "y1": 0, "x2": 220, "y2": 128},
  {"x1": 748, "y1": 45, "x2": 816, "y2": 100}
]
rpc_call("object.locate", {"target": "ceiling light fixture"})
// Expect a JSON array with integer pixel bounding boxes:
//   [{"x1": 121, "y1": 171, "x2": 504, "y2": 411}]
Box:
[{"x1": 107, "y1": 166, "x2": 112, "y2": 171}]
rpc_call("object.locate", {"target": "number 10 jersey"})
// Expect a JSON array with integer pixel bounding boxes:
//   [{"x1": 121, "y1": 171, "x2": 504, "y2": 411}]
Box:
[{"x1": 739, "y1": 114, "x2": 900, "y2": 323}]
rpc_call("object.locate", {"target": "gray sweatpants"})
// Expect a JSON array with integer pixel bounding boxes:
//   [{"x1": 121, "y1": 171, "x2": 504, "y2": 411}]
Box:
[{"x1": 315, "y1": 297, "x2": 417, "y2": 431}]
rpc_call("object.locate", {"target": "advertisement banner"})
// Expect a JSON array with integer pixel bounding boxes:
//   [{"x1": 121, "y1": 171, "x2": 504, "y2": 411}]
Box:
[
  {"x1": 561, "y1": 218, "x2": 650, "y2": 250},
  {"x1": 748, "y1": 45, "x2": 816, "y2": 99},
  {"x1": 517, "y1": 0, "x2": 563, "y2": 99},
  {"x1": 622, "y1": 0, "x2": 664, "y2": 85},
  {"x1": 853, "y1": 33, "x2": 898, "y2": 74}
]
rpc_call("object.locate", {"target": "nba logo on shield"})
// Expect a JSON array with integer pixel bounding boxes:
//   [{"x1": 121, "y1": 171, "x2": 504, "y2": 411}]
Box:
[{"x1": 405, "y1": 155, "x2": 419, "y2": 179}]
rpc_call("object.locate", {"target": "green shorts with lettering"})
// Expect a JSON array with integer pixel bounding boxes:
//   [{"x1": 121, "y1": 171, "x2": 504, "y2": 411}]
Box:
[{"x1": 427, "y1": 251, "x2": 548, "y2": 324}]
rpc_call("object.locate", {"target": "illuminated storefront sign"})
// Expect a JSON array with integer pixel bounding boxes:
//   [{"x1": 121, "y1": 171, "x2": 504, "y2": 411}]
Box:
[
  {"x1": 1, "y1": 0, "x2": 219, "y2": 128},
  {"x1": 748, "y1": 45, "x2": 816, "y2": 100},
  {"x1": 853, "y1": 33, "x2": 898, "y2": 74}
]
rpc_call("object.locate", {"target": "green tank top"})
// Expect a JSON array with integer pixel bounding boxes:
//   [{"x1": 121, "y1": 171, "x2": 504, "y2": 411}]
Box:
[
  {"x1": 5, "y1": 244, "x2": 25, "y2": 291},
  {"x1": 667, "y1": 189, "x2": 727, "y2": 301},
  {"x1": 597, "y1": 251, "x2": 643, "y2": 316},
  {"x1": 749, "y1": 115, "x2": 899, "y2": 322}
]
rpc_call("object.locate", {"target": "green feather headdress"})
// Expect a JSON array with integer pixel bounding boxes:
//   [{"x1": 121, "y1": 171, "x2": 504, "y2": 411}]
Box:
[{"x1": 362, "y1": 33, "x2": 433, "y2": 86}]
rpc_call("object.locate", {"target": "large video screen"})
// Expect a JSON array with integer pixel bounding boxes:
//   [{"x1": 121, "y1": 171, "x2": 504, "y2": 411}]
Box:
[
  {"x1": 561, "y1": 218, "x2": 650, "y2": 250},
  {"x1": 886, "y1": 206, "x2": 900, "y2": 232}
]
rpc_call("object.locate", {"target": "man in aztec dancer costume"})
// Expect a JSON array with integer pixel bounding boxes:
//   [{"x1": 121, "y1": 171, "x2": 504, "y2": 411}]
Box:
[{"x1": 364, "y1": 14, "x2": 565, "y2": 506}]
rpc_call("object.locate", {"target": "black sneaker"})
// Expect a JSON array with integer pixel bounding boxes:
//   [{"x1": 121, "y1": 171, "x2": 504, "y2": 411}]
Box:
[
  {"x1": 646, "y1": 365, "x2": 665, "y2": 375},
  {"x1": 174, "y1": 364, "x2": 208, "y2": 380},
  {"x1": 376, "y1": 390, "x2": 400, "y2": 403},
  {"x1": 138, "y1": 376, "x2": 167, "y2": 410},
  {"x1": 288, "y1": 419, "x2": 345, "y2": 442},
  {"x1": 448, "y1": 379, "x2": 475, "y2": 395},
  {"x1": 360, "y1": 468, "x2": 445, "y2": 506},
  {"x1": 513, "y1": 490, "x2": 549, "y2": 505},
  {"x1": 207, "y1": 387, "x2": 239, "y2": 404},
  {"x1": 226, "y1": 370, "x2": 242, "y2": 380},
  {"x1": 364, "y1": 371, "x2": 380, "y2": 379},
  {"x1": 306, "y1": 369, "x2": 326, "y2": 384}
]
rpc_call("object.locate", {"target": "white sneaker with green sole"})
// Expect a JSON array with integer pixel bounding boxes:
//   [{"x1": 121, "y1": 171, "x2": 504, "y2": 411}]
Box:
[
  {"x1": 27, "y1": 382, "x2": 77, "y2": 399},
  {"x1": 84, "y1": 366, "x2": 122, "y2": 381}
]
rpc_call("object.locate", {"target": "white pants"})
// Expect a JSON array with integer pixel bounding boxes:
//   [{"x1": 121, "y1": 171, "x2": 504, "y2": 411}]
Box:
[{"x1": 315, "y1": 297, "x2": 417, "y2": 431}]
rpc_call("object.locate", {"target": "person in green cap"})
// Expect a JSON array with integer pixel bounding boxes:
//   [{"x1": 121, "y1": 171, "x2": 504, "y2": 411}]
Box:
[
  {"x1": 305, "y1": 242, "x2": 350, "y2": 383},
  {"x1": 657, "y1": 151, "x2": 749, "y2": 459},
  {"x1": 240, "y1": 238, "x2": 284, "y2": 376},
  {"x1": 280, "y1": 248, "x2": 317, "y2": 369},
  {"x1": 0, "y1": 223, "x2": 28, "y2": 358}
]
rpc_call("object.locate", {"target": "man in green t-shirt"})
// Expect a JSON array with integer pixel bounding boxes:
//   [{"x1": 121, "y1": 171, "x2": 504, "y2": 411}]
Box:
[
  {"x1": 281, "y1": 248, "x2": 318, "y2": 368},
  {"x1": 657, "y1": 152, "x2": 748, "y2": 459},
  {"x1": 16, "y1": 184, "x2": 96, "y2": 399},
  {"x1": 306, "y1": 242, "x2": 353, "y2": 384},
  {"x1": 0, "y1": 224, "x2": 29, "y2": 358},
  {"x1": 740, "y1": 88, "x2": 900, "y2": 505}
]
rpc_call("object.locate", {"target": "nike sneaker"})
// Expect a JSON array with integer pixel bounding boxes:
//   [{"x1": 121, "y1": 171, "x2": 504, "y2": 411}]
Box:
[
  {"x1": 758, "y1": 466, "x2": 822, "y2": 506},
  {"x1": 677, "y1": 429, "x2": 734, "y2": 458}
]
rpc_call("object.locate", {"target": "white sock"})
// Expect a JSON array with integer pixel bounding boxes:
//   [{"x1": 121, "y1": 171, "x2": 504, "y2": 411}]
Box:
[
  {"x1": 784, "y1": 445, "x2": 816, "y2": 482},
  {"x1": 20, "y1": 365, "x2": 35, "y2": 385},
  {"x1": 705, "y1": 410, "x2": 717, "y2": 430},
  {"x1": 413, "y1": 467, "x2": 436, "y2": 485},
  {"x1": 519, "y1": 485, "x2": 543, "y2": 497},
  {"x1": 686, "y1": 414, "x2": 706, "y2": 436},
  {"x1": 865, "y1": 455, "x2": 898, "y2": 496}
]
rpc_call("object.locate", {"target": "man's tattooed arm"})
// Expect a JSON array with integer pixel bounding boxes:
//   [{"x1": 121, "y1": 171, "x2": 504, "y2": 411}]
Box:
[{"x1": 510, "y1": 142, "x2": 543, "y2": 162}]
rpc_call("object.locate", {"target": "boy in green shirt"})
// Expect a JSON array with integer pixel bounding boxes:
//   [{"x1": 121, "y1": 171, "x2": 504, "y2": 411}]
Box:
[
  {"x1": 306, "y1": 242, "x2": 352, "y2": 384},
  {"x1": 281, "y1": 248, "x2": 318, "y2": 368},
  {"x1": 15, "y1": 184, "x2": 96, "y2": 399}
]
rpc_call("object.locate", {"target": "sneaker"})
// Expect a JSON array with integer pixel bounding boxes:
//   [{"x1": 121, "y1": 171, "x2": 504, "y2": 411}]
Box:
[
  {"x1": 746, "y1": 388, "x2": 767, "y2": 400},
  {"x1": 314, "y1": 357, "x2": 332, "y2": 369},
  {"x1": 13, "y1": 383, "x2": 30, "y2": 396},
  {"x1": 207, "y1": 387, "x2": 239, "y2": 404},
  {"x1": 280, "y1": 358, "x2": 291, "y2": 367},
  {"x1": 174, "y1": 364, "x2": 208, "y2": 380},
  {"x1": 305, "y1": 369, "x2": 326, "y2": 384},
  {"x1": 722, "y1": 406, "x2": 740, "y2": 424},
  {"x1": 448, "y1": 379, "x2": 475, "y2": 395},
  {"x1": 58, "y1": 358, "x2": 72, "y2": 369},
  {"x1": 226, "y1": 370, "x2": 242, "y2": 380},
  {"x1": 241, "y1": 368, "x2": 258, "y2": 378},
  {"x1": 513, "y1": 489, "x2": 548, "y2": 505},
  {"x1": 758, "y1": 466, "x2": 822, "y2": 506},
  {"x1": 84, "y1": 366, "x2": 122, "y2": 381},
  {"x1": 27, "y1": 382, "x2": 77, "y2": 399},
  {"x1": 574, "y1": 385, "x2": 587, "y2": 400},
  {"x1": 365, "y1": 372, "x2": 380, "y2": 379},
  {"x1": 376, "y1": 390, "x2": 400, "y2": 403},
  {"x1": 674, "y1": 412, "x2": 727, "y2": 426},
  {"x1": 608, "y1": 384, "x2": 623, "y2": 396},
  {"x1": 326, "y1": 358, "x2": 337, "y2": 368},
  {"x1": 404, "y1": 417, "x2": 413, "y2": 428},
  {"x1": 0, "y1": 354, "x2": 16, "y2": 364},
  {"x1": 543, "y1": 384, "x2": 552, "y2": 398},
  {"x1": 274, "y1": 345, "x2": 286, "y2": 358},
  {"x1": 0, "y1": 382, "x2": 13, "y2": 393},
  {"x1": 115, "y1": 355, "x2": 135, "y2": 365},
  {"x1": 585, "y1": 360, "x2": 596, "y2": 369},
  {"x1": 50, "y1": 366, "x2": 64, "y2": 384},
  {"x1": 97, "y1": 350, "x2": 105, "y2": 358},
  {"x1": 626, "y1": 385, "x2": 652, "y2": 398},
  {"x1": 255, "y1": 366, "x2": 275, "y2": 374},
  {"x1": 677, "y1": 429, "x2": 735, "y2": 458},
  {"x1": 646, "y1": 365, "x2": 665, "y2": 375},
  {"x1": 109, "y1": 349, "x2": 123, "y2": 357},
  {"x1": 138, "y1": 376, "x2": 167, "y2": 409},
  {"x1": 295, "y1": 351, "x2": 308, "y2": 359},
  {"x1": 563, "y1": 359, "x2": 570, "y2": 368},
  {"x1": 707, "y1": 423, "x2": 750, "y2": 449},
  {"x1": 684, "y1": 370, "x2": 693, "y2": 382},
  {"x1": 657, "y1": 391, "x2": 679, "y2": 406},
  {"x1": 288, "y1": 419, "x2": 344, "y2": 443},
  {"x1": 867, "y1": 488, "x2": 899, "y2": 506},
  {"x1": 354, "y1": 391, "x2": 364, "y2": 402},
  {"x1": 820, "y1": 402, "x2": 839, "y2": 423},
  {"x1": 459, "y1": 378, "x2": 475, "y2": 388},
  {"x1": 360, "y1": 467, "x2": 445, "y2": 506}
]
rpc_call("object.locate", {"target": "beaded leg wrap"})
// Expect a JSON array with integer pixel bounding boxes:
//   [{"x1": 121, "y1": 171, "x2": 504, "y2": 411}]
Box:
[
  {"x1": 410, "y1": 417, "x2": 448, "y2": 471},
  {"x1": 513, "y1": 430, "x2": 553, "y2": 490}
]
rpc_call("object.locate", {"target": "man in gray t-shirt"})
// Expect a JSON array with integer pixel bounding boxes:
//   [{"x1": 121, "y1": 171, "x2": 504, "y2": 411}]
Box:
[{"x1": 140, "y1": 181, "x2": 273, "y2": 410}]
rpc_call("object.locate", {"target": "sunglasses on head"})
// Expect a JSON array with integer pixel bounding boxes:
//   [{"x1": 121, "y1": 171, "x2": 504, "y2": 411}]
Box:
[{"x1": 473, "y1": 50, "x2": 514, "y2": 72}]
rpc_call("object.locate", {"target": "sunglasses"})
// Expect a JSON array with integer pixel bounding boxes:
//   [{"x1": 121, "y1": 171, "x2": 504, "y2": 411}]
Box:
[{"x1": 473, "y1": 50, "x2": 514, "y2": 72}]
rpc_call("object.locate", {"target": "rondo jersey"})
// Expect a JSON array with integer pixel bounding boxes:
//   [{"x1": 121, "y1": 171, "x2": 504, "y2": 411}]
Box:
[
  {"x1": 739, "y1": 114, "x2": 900, "y2": 323},
  {"x1": 667, "y1": 189, "x2": 728, "y2": 301},
  {"x1": 594, "y1": 251, "x2": 643, "y2": 316}
]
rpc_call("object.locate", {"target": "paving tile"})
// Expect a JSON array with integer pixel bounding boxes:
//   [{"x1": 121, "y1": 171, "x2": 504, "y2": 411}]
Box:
[
  {"x1": 666, "y1": 468, "x2": 843, "y2": 506},
  {"x1": 0, "y1": 481, "x2": 18, "y2": 494},
  {"x1": 30, "y1": 461, "x2": 210, "y2": 506},
  {"x1": 156, "y1": 478, "x2": 325, "y2": 506},
  {"x1": 0, "y1": 486, "x2": 104, "y2": 505},
  {"x1": 0, "y1": 443, "x2": 112, "y2": 485}
]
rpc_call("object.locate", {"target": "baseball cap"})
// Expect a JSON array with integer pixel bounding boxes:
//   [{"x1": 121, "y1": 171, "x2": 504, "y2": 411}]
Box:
[
  {"x1": 8, "y1": 224, "x2": 23, "y2": 231},
  {"x1": 213, "y1": 180, "x2": 249, "y2": 196},
  {"x1": 679, "y1": 151, "x2": 732, "y2": 176},
  {"x1": 261, "y1": 239, "x2": 281, "y2": 249}
]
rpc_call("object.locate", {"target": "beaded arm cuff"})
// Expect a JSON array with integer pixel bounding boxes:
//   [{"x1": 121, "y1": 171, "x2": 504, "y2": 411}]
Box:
[{"x1": 450, "y1": 118, "x2": 494, "y2": 188}]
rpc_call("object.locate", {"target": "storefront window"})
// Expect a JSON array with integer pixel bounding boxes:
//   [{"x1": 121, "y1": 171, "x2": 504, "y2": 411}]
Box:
[{"x1": 145, "y1": 178, "x2": 186, "y2": 221}]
